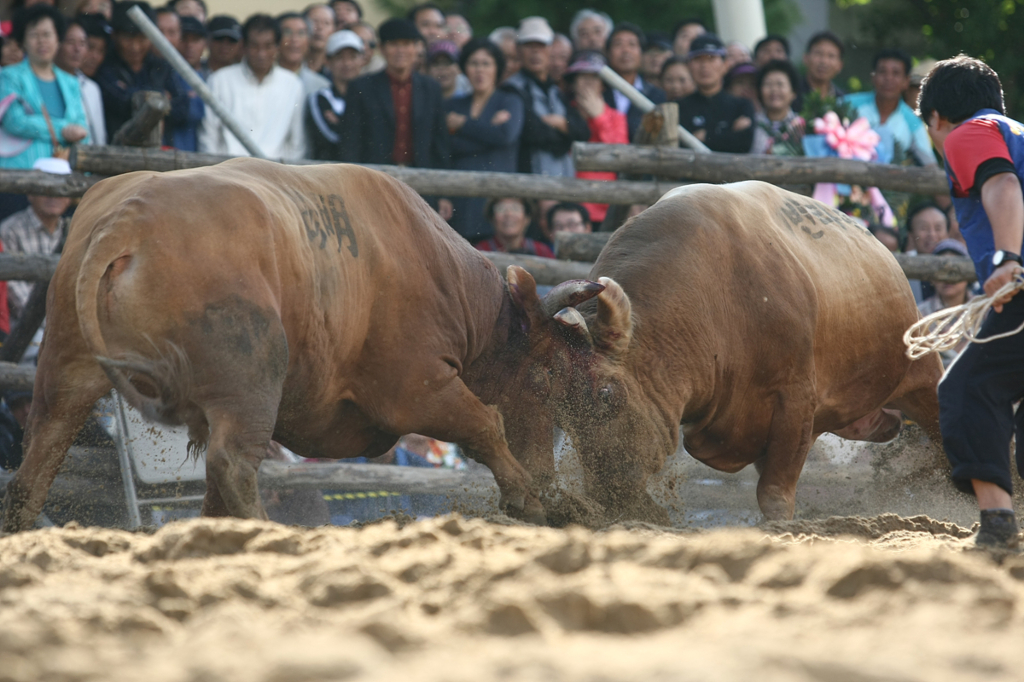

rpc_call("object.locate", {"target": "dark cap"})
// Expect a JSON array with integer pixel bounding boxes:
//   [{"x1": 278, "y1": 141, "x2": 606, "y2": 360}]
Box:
[
  {"x1": 378, "y1": 18, "x2": 422, "y2": 44},
  {"x1": 564, "y1": 50, "x2": 605, "y2": 77},
  {"x1": 427, "y1": 40, "x2": 458, "y2": 63},
  {"x1": 77, "y1": 13, "x2": 113, "y2": 41},
  {"x1": 207, "y1": 14, "x2": 242, "y2": 41},
  {"x1": 180, "y1": 15, "x2": 207, "y2": 37},
  {"x1": 727, "y1": 62, "x2": 756, "y2": 78},
  {"x1": 111, "y1": 1, "x2": 155, "y2": 34},
  {"x1": 687, "y1": 32, "x2": 726, "y2": 60},
  {"x1": 933, "y1": 238, "x2": 969, "y2": 258}
]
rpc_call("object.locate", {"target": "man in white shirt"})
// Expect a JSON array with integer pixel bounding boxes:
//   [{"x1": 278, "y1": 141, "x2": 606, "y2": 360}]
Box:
[{"x1": 199, "y1": 14, "x2": 306, "y2": 159}]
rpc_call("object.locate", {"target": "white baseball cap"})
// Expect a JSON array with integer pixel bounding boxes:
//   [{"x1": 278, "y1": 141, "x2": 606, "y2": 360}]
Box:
[
  {"x1": 326, "y1": 30, "x2": 364, "y2": 56},
  {"x1": 516, "y1": 16, "x2": 554, "y2": 45},
  {"x1": 32, "y1": 157, "x2": 72, "y2": 175}
]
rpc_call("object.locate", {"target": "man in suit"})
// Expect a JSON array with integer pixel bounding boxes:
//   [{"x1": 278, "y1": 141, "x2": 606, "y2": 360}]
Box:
[{"x1": 340, "y1": 18, "x2": 451, "y2": 218}]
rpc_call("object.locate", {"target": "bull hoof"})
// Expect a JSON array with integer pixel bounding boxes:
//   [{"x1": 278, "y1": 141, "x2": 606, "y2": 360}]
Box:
[{"x1": 500, "y1": 492, "x2": 547, "y2": 526}]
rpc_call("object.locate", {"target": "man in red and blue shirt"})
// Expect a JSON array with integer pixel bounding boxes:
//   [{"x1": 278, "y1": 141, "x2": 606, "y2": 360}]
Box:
[{"x1": 919, "y1": 55, "x2": 1024, "y2": 549}]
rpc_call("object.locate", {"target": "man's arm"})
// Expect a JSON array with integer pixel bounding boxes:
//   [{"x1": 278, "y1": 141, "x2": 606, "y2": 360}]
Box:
[{"x1": 981, "y1": 172, "x2": 1024, "y2": 310}]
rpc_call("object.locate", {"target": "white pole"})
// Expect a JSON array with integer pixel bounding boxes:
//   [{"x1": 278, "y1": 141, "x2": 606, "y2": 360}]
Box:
[
  {"x1": 127, "y1": 5, "x2": 267, "y2": 159},
  {"x1": 598, "y1": 66, "x2": 711, "y2": 154},
  {"x1": 711, "y1": 0, "x2": 767, "y2": 51}
]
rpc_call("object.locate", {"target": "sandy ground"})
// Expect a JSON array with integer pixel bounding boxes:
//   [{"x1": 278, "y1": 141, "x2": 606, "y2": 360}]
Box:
[
  {"x1": 3, "y1": 426, "x2": 1024, "y2": 682},
  {"x1": 2, "y1": 511, "x2": 1024, "y2": 682}
]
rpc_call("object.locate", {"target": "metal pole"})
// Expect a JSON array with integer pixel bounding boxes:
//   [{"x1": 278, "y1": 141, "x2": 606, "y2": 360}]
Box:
[
  {"x1": 127, "y1": 5, "x2": 267, "y2": 159},
  {"x1": 598, "y1": 65, "x2": 711, "y2": 154}
]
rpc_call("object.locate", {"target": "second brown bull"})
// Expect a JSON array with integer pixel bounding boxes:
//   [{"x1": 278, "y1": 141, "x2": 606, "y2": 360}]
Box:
[
  {"x1": 545, "y1": 182, "x2": 945, "y2": 522},
  {"x1": 1, "y1": 159, "x2": 603, "y2": 532}
]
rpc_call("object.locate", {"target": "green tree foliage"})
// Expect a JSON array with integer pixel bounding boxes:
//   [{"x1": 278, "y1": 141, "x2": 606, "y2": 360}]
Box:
[
  {"x1": 377, "y1": 0, "x2": 801, "y2": 44},
  {"x1": 834, "y1": 0, "x2": 1023, "y2": 117}
]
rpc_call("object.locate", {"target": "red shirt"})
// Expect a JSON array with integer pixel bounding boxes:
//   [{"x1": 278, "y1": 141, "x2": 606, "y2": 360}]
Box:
[
  {"x1": 388, "y1": 72, "x2": 413, "y2": 166},
  {"x1": 575, "y1": 104, "x2": 630, "y2": 223},
  {"x1": 944, "y1": 117, "x2": 1013, "y2": 196}
]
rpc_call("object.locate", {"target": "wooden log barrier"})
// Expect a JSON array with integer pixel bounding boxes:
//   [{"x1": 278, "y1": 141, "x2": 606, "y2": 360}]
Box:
[
  {"x1": 553, "y1": 231, "x2": 978, "y2": 283},
  {"x1": 111, "y1": 91, "x2": 171, "y2": 147},
  {"x1": 572, "y1": 142, "x2": 948, "y2": 195},
  {"x1": 481, "y1": 252, "x2": 592, "y2": 284},
  {"x1": 0, "y1": 361, "x2": 37, "y2": 392},
  {"x1": 0, "y1": 170, "x2": 102, "y2": 198},
  {"x1": 70, "y1": 146, "x2": 685, "y2": 205},
  {"x1": 0, "y1": 253, "x2": 60, "y2": 282}
]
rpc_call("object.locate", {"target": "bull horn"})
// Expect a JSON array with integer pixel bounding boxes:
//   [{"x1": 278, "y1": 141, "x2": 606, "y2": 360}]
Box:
[
  {"x1": 554, "y1": 306, "x2": 590, "y2": 333},
  {"x1": 594, "y1": 277, "x2": 633, "y2": 358},
  {"x1": 541, "y1": 279, "x2": 605, "y2": 317}
]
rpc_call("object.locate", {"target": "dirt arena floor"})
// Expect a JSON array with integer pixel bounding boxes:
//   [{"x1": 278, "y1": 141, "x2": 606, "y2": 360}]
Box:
[{"x1": 2, "y1": 429, "x2": 1024, "y2": 682}]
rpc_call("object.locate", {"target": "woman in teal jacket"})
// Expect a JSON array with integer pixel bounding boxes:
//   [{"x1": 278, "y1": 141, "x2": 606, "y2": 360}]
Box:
[{"x1": 0, "y1": 5, "x2": 89, "y2": 170}]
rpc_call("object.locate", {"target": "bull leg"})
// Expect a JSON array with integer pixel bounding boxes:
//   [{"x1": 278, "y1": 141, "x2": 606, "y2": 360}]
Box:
[
  {"x1": 401, "y1": 378, "x2": 545, "y2": 524},
  {"x1": 2, "y1": 363, "x2": 110, "y2": 532},
  {"x1": 756, "y1": 393, "x2": 815, "y2": 521}
]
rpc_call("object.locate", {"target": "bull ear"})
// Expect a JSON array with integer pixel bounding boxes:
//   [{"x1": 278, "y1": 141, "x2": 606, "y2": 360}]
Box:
[
  {"x1": 593, "y1": 277, "x2": 633, "y2": 359},
  {"x1": 506, "y1": 265, "x2": 545, "y2": 329},
  {"x1": 541, "y1": 279, "x2": 605, "y2": 317}
]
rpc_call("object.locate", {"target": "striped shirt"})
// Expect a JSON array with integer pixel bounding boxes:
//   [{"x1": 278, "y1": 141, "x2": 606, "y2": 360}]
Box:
[{"x1": 0, "y1": 207, "x2": 65, "y2": 321}]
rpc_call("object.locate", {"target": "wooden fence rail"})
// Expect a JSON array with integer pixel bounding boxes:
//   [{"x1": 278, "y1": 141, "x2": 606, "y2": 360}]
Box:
[
  {"x1": 66, "y1": 145, "x2": 685, "y2": 205},
  {"x1": 552, "y1": 231, "x2": 978, "y2": 283},
  {"x1": 572, "y1": 143, "x2": 948, "y2": 195}
]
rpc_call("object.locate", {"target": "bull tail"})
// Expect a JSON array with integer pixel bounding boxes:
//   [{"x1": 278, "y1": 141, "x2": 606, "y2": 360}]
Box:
[{"x1": 75, "y1": 230, "x2": 197, "y2": 431}]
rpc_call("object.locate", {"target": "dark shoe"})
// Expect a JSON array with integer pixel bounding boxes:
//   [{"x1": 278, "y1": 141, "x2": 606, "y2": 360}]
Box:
[{"x1": 975, "y1": 509, "x2": 1021, "y2": 549}]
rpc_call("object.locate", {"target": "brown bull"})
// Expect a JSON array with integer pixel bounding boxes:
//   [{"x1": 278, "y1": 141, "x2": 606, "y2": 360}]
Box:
[
  {"x1": 546, "y1": 182, "x2": 944, "y2": 522},
  {"x1": 1, "y1": 159, "x2": 604, "y2": 532}
]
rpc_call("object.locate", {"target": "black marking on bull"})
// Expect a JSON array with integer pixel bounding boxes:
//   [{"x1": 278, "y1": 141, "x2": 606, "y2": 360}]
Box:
[
  {"x1": 778, "y1": 198, "x2": 871, "y2": 238},
  {"x1": 292, "y1": 192, "x2": 359, "y2": 257},
  {"x1": 327, "y1": 194, "x2": 358, "y2": 258}
]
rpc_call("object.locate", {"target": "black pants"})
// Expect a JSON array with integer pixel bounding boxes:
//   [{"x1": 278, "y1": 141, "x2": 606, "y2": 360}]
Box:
[{"x1": 939, "y1": 294, "x2": 1024, "y2": 495}]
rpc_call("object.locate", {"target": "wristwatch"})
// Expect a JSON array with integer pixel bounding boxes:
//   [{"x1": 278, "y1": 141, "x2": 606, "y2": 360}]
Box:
[{"x1": 992, "y1": 250, "x2": 1023, "y2": 267}]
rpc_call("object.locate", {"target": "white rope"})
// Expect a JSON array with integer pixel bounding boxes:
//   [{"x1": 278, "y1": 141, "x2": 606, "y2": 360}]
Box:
[{"x1": 904, "y1": 273, "x2": 1024, "y2": 360}]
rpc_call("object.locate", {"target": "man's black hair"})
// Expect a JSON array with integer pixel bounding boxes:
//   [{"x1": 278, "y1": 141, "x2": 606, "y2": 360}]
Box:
[
  {"x1": 918, "y1": 54, "x2": 1005, "y2": 124},
  {"x1": 805, "y1": 30, "x2": 843, "y2": 58},
  {"x1": 753, "y1": 34, "x2": 789, "y2": 59},
  {"x1": 458, "y1": 37, "x2": 505, "y2": 85},
  {"x1": 170, "y1": 0, "x2": 207, "y2": 13},
  {"x1": 242, "y1": 13, "x2": 281, "y2": 44},
  {"x1": 547, "y1": 202, "x2": 591, "y2": 231},
  {"x1": 905, "y1": 201, "x2": 949, "y2": 233},
  {"x1": 672, "y1": 17, "x2": 707, "y2": 39},
  {"x1": 867, "y1": 223, "x2": 900, "y2": 247},
  {"x1": 276, "y1": 11, "x2": 307, "y2": 28},
  {"x1": 755, "y1": 59, "x2": 799, "y2": 107},
  {"x1": 873, "y1": 47, "x2": 911, "y2": 77},
  {"x1": 406, "y1": 3, "x2": 445, "y2": 22},
  {"x1": 332, "y1": 0, "x2": 363, "y2": 19},
  {"x1": 659, "y1": 54, "x2": 688, "y2": 78},
  {"x1": 606, "y1": 21, "x2": 646, "y2": 52},
  {"x1": 76, "y1": 13, "x2": 112, "y2": 43},
  {"x1": 12, "y1": 4, "x2": 67, "y2": 45}
]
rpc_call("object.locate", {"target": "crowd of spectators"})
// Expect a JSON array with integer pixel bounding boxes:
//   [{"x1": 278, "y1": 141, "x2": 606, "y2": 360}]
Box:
[{"x1": 0, "y1": 1, "x2": 968, "y2": 338}]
